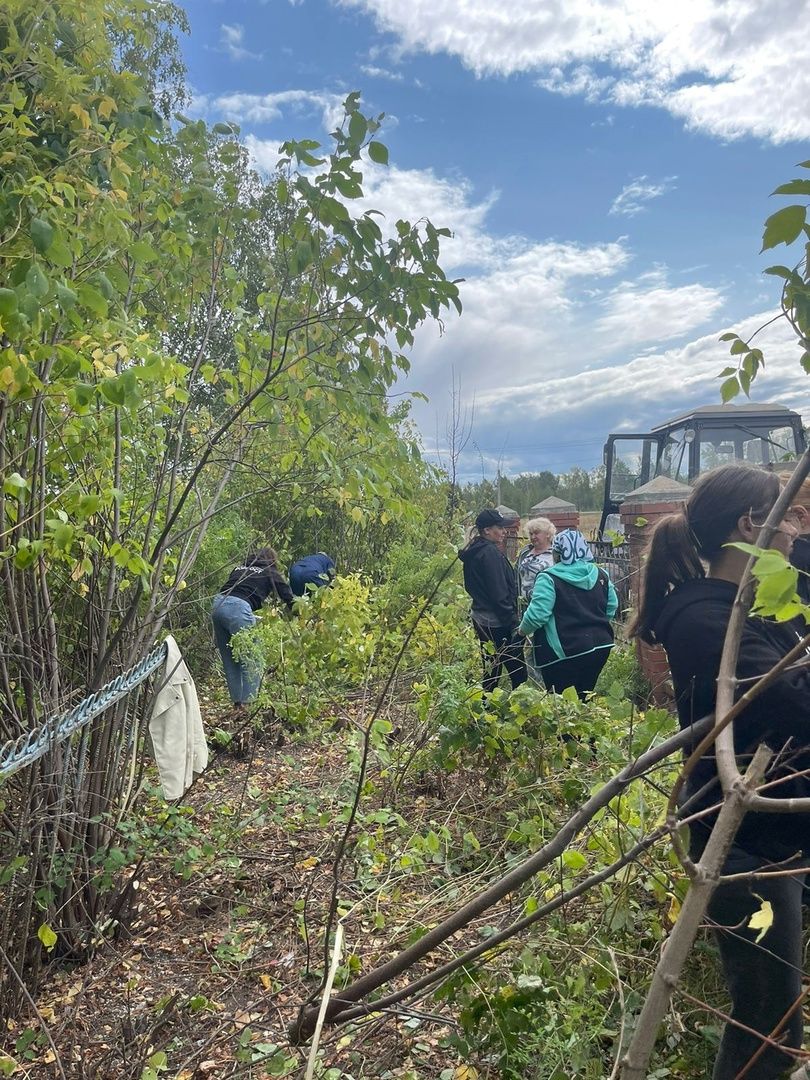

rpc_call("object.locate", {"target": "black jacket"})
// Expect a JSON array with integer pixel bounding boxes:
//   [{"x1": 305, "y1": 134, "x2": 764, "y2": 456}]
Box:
[
  {"x1": 458, "y1": 537, "x2": 519, "y2": 628},
  {"x1": 220, "y1": 558, "x2": 294, "y2": 611},
  {"x1": 654, "y1": 577, "x2": 810, "y2": 862}
]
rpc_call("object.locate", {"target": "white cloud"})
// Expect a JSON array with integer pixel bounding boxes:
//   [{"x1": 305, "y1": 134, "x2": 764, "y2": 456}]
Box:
[
  {"x1": 360, "y1": 64, "x2": 404, "y2": 81},
  {"x1": 475, "y1": 312, "x2": 806, "y2": 424},
  {"x1": 595, "y1": 274, "x2": 724, "y2": 348},
  {"x1": 219, "y1": 24, "x2": 263, "y2": 63},
  {"x1": 206, "y1": 89, "x2": 346, "y2": 132},
  {"x1": 340, "y1": 0, "x2": 810, "y2": 143},
  {"x1": 609, "y1": 175, "x2": 676, "y2": 217},
  {"x1": 429, "y1": 312, "x2": 809, "y2": 477},
  {"x1": 244, "y1": 134, "x2": 283, "y2": 173}
]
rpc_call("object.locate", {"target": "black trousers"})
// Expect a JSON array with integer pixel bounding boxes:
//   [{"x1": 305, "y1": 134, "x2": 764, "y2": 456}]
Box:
[
  {"x1": 472, "y1": 622, "x2": 527, "y2": 693},
  {"x1": 706, "y1": 846, "x2": 806, "y2": 1079},
  {"x1": 539, "y1": 648, "x2": 609, "y2": 700}
]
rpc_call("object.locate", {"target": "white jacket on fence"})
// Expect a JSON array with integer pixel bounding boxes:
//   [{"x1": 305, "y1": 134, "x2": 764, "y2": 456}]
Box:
[{"x1": 148, "y1": 635, "x2": 208, "y2": 799}]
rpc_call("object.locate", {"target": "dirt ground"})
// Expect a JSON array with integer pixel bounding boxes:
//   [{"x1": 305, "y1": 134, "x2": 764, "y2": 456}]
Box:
[{"x1": 3, "y1": 704, "x2": 493, "y2": 1080}]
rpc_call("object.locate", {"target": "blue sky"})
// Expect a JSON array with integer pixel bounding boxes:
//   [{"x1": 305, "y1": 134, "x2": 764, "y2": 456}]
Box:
[{"x1": 181, "y1": 0, "x2": 810, "y2": 478}]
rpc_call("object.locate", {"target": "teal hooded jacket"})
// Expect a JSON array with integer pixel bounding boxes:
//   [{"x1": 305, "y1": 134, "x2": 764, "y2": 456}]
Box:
[{"x1": 518, "y1": 561, "x2": 619, "y2": 662}]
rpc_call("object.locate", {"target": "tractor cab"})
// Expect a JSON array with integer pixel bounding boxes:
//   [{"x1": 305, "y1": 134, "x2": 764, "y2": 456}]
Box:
[{"x1": 599, "y1": 402, "x2": 806, "y2": 537}]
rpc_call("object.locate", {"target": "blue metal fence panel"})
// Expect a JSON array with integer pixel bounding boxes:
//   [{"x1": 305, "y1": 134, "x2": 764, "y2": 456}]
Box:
[{"x1": 0, "y1": 641, "x2": 168, "y2": 779}]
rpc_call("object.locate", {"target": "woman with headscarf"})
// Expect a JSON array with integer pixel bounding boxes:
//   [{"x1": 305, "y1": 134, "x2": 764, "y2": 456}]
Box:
[{"x1": 517, "y1": 527, "x2": 618, "y2": 697}]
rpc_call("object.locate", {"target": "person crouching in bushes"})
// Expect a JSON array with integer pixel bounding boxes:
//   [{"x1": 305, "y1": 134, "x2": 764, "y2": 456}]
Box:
[
  {"x1": 630, "y1": 464, "x2": 807, "y2": 1080},
  {"x1": 289, "y1": 551, "x2": 336, "y2": 597},
  {"x1": 458, "y1": 508, "x2": 527, "y2": 693},
  {"x1": 211, "y1": 546, "x2": 294, "y2": 712},
  {"x1": 517, "y1": 527, "x2": 617, "y2": 697}
]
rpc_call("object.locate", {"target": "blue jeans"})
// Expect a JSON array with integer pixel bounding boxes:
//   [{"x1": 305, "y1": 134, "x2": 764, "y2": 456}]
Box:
[{"x1": 211, "y1": 594, "x2": 259, "y2": 704}]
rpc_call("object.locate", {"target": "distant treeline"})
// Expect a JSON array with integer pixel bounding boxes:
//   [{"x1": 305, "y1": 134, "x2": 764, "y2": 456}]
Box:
[{"x1": 461, "y1": 466, "x2": 606, "y2": 515}]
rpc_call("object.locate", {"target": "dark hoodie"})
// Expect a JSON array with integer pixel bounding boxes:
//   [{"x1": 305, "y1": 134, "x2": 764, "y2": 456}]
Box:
[
  {"x1": 458, "y1": 537, "x2": 519, "y2": 628},
  {"x1": 219, "y1": 557, "x2": 294, "y2": 611},
  {"x1": 654, "y1": 577, "x2": 810, "y2": 862}
]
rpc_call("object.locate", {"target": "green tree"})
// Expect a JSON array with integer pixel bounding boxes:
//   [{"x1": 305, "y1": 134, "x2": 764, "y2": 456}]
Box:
[{"x1": 0, "y1": 0, "x2": 459, "y2": 1002}]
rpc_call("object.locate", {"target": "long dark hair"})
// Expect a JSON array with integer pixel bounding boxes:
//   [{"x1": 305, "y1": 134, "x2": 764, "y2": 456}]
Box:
[
  {"x1": 630, "y1": 464, "x2": 779, "y2": 643},
  {"x1": 250, "y1": 546, "x2": 277, "y2": 565}
]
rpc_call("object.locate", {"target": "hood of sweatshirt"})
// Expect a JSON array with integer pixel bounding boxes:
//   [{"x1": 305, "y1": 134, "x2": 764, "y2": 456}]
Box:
[
  {"x1": 547, "y1": 560, "x2": 600, "y2": 589},
  {"x1": 653, "y1": 577, "x2": 736, "y2": 644},
  {"x1": 458, "y1": 536, "x2": 494, "y2": 563}
]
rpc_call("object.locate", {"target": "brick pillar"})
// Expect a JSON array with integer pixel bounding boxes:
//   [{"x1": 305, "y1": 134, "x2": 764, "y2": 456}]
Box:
[
  {"x1": 620, "y1": 478, "x2": 692, "y2": 706},
  {"x1": 497, "y1": 505, "x2": 521, "y2": 562},
  {"x1": 543, "y1": 509, "x2": 580, "y2": 533}
]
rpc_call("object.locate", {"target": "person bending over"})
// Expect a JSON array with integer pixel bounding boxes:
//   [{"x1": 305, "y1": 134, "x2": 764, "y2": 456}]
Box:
[{"x1": 211, "y1": 546, "x2": 293, "y2": 710}]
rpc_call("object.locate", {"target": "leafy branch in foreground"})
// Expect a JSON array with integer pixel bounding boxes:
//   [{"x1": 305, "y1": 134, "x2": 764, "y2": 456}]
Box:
[{"x1": 719, "y1": 159, "x2": 810, "y2": 400}]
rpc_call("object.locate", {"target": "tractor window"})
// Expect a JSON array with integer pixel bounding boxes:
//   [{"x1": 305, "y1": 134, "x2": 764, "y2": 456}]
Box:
[
  {"x1": 609, "y1": 439, "x2": 653, "y2": 499},
  {"x1": 658, "y1": 431, "x2": 691, "y2": 483},
  {"x1": 698, "y1": 425, "x2": 797, "y2": 472}
]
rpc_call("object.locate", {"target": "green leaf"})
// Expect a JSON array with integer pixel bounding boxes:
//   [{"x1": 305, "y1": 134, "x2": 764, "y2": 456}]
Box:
[
  {"x1": 772, "y1": 180, "x2": 810, "y2": 196},
  {"x1": 100, "y1": 378, "x2": 127, "y2": 406},
  {"x1": 0, "y1": 288, "x2": 18, "y2": 315},
  {"x1": 721, "y1": 375, "x2": 740, "y2": 402},
  {"x1": 562, "y1": 849, "x2": 586, "y2": 872},
  {"x1": 762, "y1": 204, "x2": 807, "y2": 251},
  {"x1": 30, "y1": 217, "x2": 54, "y2": 253},
  {"x1": 348, "y1": 111, "x2": 367, "y2": 143},
  {"x1": 37, "y1": 923, "x2": 57, "y2": 950},
  {"x1": 25, "y1": 263, "x2": 48, "y2": 298},
  {"x1": 47, "y1": 235, "x2": 73, "y2": 267},
  {"x1": 719, "y1": 332, "x2": 738, "y2": 342},
  {"x1": 212, "y1": 121, "x2": 239, "y2": 135},
  {"x1": 367, "y1": 141, "x2": 389, "y2": 165},
  {"x1": 729, "y1": 338, "x2": 749, "y2": 355},
  {"x1": 56, "y1": 283, "x2": 77, "y2": 308},
  {"x1": 129, "y1": 241, "x2": 158, "y2": 264},
  {"x1": 763, "y1": 265, "x2": 794, "y2": 279},
  {"x1": 3, "y1": 472, "x2": 28, "y2": 496},
  {"x1": 69, "y1": 382, "x2": 96, "y2": 409},
  {"x1": 96, "y1": 272, "x2": 114, "y2": 300},
  {"x1": 0, "y1": 1055, "x2": 16, "y2": 1076},
  {"x1": 77, "y1": 283, "x2": 108, "y2": 317}
]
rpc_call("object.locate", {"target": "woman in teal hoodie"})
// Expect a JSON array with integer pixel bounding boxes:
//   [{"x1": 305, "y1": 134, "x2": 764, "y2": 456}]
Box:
[{"x1": 517, "y1": 528, "x2": 618, "y2": 698}]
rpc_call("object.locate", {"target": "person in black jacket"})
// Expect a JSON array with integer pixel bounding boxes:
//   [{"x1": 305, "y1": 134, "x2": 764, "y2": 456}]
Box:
[
  {"x1": 632, "y1": 464, "x2": 809, "y2": 1080},
  {"x1": 458, "y1": 509, "x2": 527, "y2": 692},
  {"x1": 211, "y1": 547, "x2": 294, "y2": 709}
]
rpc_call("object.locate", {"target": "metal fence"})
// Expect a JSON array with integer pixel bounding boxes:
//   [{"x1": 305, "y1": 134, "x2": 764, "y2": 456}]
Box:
[
  {"x1": 0, "y1": 641, "x2": 168, "y2": 1018},
  {"x1": 589, "y1": 540, "x2": 633, "y2": 615}
]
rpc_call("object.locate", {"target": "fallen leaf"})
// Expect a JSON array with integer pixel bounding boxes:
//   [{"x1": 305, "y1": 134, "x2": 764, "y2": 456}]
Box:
[{"x1": 747, "y1": 895, "x2": 773, "y2": 943}]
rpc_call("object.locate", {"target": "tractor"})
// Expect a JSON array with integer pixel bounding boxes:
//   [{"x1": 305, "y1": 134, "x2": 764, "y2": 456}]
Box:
[{"x1": 598, "y1": 401, "x2": 806, "y2": 538}]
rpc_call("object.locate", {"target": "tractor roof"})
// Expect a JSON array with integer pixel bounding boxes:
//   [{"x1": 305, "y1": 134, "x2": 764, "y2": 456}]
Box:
[{"x1": 651, "y1": 401, "x2": 801, "y2": 432}]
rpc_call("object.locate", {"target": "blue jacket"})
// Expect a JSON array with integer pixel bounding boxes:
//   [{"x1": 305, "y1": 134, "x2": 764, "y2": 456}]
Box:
[{"x1": 289, "y1": 553, "x2": 336, "y2": 597}]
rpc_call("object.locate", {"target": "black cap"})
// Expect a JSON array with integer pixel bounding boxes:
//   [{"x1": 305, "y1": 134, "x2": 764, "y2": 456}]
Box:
[{"x1": 475, "y1": 508, "x2": 508, "y2": 529}]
